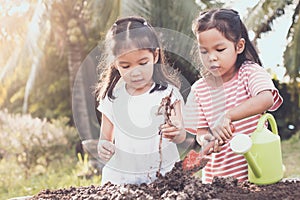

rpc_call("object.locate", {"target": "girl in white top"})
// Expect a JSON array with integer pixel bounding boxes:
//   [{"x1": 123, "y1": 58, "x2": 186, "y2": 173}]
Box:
[{"x1": 95, "y1": 16, "x2": 186, "y2": 185}]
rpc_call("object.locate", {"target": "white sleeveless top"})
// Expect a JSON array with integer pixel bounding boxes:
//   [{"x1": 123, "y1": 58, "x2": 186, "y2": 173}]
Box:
[{"x1": 98, "y1": 81, "x2": 183, "y2": 185}]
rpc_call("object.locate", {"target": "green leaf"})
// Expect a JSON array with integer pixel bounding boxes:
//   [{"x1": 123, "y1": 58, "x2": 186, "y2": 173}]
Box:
[{"x1": 283, "y1": 1, "x2": 300, "y2": 81}]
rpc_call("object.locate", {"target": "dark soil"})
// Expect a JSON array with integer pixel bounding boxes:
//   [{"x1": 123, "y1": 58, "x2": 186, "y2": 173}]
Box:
[{"x1": 30, "y1": 161, "x2": 300, "y2": 200}]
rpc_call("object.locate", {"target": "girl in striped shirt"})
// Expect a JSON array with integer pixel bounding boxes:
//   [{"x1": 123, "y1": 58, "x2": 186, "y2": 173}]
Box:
[{"x1": 184, "y1": 8, "x2": 283, "y2": 183}]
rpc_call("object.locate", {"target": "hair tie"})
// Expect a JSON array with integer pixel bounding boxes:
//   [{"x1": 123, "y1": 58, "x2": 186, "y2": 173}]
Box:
[{"x1": 143, "y1": 21, "x2": 148, "y2": 26}]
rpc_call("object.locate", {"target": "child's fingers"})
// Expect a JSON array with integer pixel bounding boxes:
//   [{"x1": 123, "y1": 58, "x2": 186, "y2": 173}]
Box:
[
  {"x1": 223, "y1": 128, "x2": 232, "y2": 139},
  {"x1": 161, "y1": 125, "x2": 178, "y2": 132},
  {"x1": 98, "y1": 140, "x2": 115, "y2": 161},
  {"x1": 162, "y1": 129, "x2": 179, "y2": 136},
  {"x1": 211, "y1": 130, "x2": 222, "y2": 142},
  {"x1": 212, "y1": 125, "x2": 234, "y2": 144},
  {"x1": 162, "y1": 129, "x2": 179, "y2": 140},
  {"x1": 169, "y1": 100, "x2": 183, "y2": 128},
  {"x1": 162, "y1": 133, "x2": 175, "y2": 140},
  {"x1": 161, "y1": 125, "x2": 181, "y2": 141},
  {"x1": 197, "y1": 133, "x2": 213, "y2": 146},
  {"x1": 211, "y1": 127, "x2": 231, "y2": 144},
  {"x1": 99, "y1": 151, "x2": 110, "y2": 161},
  {"x1": 103, "y1": 141, "x2": 115, "y2": 154},
  {"x1": 171, "y1": 100, "x2": 181, "y2": 117},
  {"x1": 213, "y1": 140, "x2": 219, "y2": 152},
  {"x1": 223, "y1": 123, "x2": 235, "y2": 139},
  {"x1": 99, "y1": 147, "x2": 114, "y2": 161}
]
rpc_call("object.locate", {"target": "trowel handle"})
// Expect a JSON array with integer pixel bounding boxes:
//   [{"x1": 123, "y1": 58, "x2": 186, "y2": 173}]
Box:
[{"x1": 230, "y1": 123, "x2": 235, "y2": 133}]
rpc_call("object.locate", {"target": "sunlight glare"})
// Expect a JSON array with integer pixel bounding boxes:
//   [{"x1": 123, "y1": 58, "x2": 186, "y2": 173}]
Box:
[{"x1": 7, "y1": 2, "x2": 30, "y2": 16}]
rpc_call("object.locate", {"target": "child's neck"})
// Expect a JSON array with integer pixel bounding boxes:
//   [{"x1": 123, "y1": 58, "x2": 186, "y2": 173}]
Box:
[
  {"x1": 125, "y1": 82, "x2": 154, "y2": 96},
  {"x1": 222, "y1": 68, "x2": 237, "y2": 83}
]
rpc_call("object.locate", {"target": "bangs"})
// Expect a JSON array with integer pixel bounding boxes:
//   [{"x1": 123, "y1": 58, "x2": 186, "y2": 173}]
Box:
[
  {"x1": 110, "y1": 26, "x2": 159, "y2": 57},
  {"x1": 113, "y1": 37, "x2": 155, "y2": 56}
]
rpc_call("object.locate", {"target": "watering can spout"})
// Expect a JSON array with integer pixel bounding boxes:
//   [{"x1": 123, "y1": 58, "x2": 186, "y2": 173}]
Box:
[
  {"x1": 230, "y1": 133, "x2": 262, "y2": 178},
  {"x1": 244, "y1": 151, "x2": 262, "y2": 178}
]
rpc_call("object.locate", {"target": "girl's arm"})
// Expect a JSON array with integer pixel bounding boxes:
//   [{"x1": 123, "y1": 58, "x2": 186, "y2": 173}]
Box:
[
  {"x1": 98, "y1": 114, "x2": 115, "y2": 162},
  {"x1": 100, "y1": 114, "x2": 114, "y2": 141},
  {"x1": 227, "y1": 90, "x2": 274, "y2": 121},
  {"x1": 212, "y1": 90, "x2": 274, "y2": 143}
]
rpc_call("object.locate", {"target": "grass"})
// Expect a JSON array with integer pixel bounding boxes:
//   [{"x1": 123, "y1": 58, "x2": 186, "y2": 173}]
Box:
[
  {"x1": 281, "y1": 131, "x2": 300, "y2": 178},
  {"x1": 1, "y1": 154, "x2": 101, "y2": 200}
]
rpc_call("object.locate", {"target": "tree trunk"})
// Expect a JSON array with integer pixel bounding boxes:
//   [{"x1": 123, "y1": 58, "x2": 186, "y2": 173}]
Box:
[{"x1": 68, "y1": 43, "x2": 93, "y2": 140}]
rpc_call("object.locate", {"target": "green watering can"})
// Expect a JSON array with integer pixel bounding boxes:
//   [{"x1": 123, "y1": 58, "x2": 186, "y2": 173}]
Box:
[{"x1": 230, "y1": 113, "x2": 284, "y2": 185}]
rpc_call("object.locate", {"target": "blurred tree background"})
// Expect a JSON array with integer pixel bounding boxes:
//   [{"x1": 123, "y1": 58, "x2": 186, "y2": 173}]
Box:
[{"x1": 1, "y1": 0, "x2": 299, "y2": 139}]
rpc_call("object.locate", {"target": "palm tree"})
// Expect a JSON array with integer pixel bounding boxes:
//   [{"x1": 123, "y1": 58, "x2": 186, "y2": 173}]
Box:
[
  {"x1": 48, "y1": 0, "x2": 120, "y2": 140},
  {"x1": 244, "y1": 0, "x2": 300, "y2": 125},
  {"x1": 240, "y1": 0, "x2": 299, "y2": 81},
  {"x1": 283, "y1": 0, "x2": 300, "y2": 124},
  {"x1": 284, "y1": 1, "x2": 300, "y2": 82},
  {"x1": 1, "y1": 0, "x2": 120, "y2": 138},
  {"x1": 0, "y1": 0, "x2": 52, "y2": 114}
]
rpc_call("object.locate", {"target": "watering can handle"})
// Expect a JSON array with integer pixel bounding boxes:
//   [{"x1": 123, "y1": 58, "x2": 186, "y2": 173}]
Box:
[{"x1": 256, "y1": 113, "x2": 278, "y2": 135}]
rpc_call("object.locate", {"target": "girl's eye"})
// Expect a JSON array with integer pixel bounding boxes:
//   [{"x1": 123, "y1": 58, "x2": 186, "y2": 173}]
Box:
[
  {"x1": 200, "y1": 50, "x2": 207, "y2": 54},
  {"x1": 120, "y1": 65, "x2": 129, "y2": 69},
  {"x1": 217, "y1": 48, "x2": 226, "y2": 52},
  {"x1": 140, "y1": 62, "x2": 148, "y2": 66}
]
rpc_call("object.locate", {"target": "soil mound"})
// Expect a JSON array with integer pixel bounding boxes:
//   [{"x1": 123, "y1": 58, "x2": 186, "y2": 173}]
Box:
[{"x1": 30, "y1": 161, "x2": 300, "y2": 200}]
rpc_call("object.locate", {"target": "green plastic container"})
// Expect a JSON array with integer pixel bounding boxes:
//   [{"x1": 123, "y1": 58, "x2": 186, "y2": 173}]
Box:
[{"x1": 230, "y1": 113, "x2": 283, "y2": 185}]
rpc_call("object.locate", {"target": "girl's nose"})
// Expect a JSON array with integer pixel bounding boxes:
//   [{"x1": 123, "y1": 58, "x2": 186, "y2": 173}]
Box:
[
  {"x1": 208, "y1": 53, "x2": 217, "y2": 61},
  {"x1": 130, "y1": 66, "x2": 142, "y2": 76}
]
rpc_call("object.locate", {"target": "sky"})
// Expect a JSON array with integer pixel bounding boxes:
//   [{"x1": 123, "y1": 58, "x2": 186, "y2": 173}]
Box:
[{"x1": 230, "y1": 0, "x2": 294, "y2": 82}]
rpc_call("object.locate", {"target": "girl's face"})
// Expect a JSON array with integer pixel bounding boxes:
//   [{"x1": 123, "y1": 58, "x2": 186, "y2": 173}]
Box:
[
  {"x1": 115, "y1": 48, "x2": 159, "y2": 95},
  {"x1": 197, "y1": 28, "x2": 245, "y2": 82}
]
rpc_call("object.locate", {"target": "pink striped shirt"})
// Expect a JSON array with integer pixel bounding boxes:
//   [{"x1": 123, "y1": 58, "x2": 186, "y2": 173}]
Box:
[{"x1": 184, "y1": 61, "x2": 283, "y2": 183}]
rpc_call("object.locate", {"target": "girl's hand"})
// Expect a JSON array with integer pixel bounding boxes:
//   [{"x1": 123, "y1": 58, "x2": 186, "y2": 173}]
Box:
[
  {"x1": 98, "y1": 140, "x2": 115, "y2": 162},
  {"x1": 160, "y1": 100, "x2": 186, "y2": 144},
  {"x1": 210, "y1": 113, "x2": 235, "y2": 144},
  {"x1": 196, "y1": 133, "x2": 222, "y2": 154}
]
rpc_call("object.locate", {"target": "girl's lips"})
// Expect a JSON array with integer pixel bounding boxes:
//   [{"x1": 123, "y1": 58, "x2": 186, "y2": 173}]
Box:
[
  {"x1": 210, "y1": 65, "x2": 220, "y2": 70},
  {"x1": 132, "y1": 79, "x2": 143, "y2": 83}
]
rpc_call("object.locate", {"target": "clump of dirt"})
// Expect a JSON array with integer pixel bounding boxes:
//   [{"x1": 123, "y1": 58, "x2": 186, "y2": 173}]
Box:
[{"x1": 30, "y1": 161, "x2": 300, "y2": 200}]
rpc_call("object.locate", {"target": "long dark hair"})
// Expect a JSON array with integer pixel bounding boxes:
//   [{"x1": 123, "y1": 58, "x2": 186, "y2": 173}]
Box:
[
  {"x1": 192, "y1": 8, "x2": 262, "y2": 71},
  {"x1": 95, "y1": 16, "x2": 180, "y2": 101}
]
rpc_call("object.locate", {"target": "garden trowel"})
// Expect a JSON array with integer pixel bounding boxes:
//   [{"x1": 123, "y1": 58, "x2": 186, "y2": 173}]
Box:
[
  {"x1": 182, "y1": 140, "x2": 215, "y2": 172},
  {"x1": 182, "y1": 124, "x2": 235, "y2": 172}
]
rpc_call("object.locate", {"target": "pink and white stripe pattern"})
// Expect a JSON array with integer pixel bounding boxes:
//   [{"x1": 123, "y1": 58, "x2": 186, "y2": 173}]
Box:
[{"x1": 184, "y1": 61, "x2": 283, "y2": 183}]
